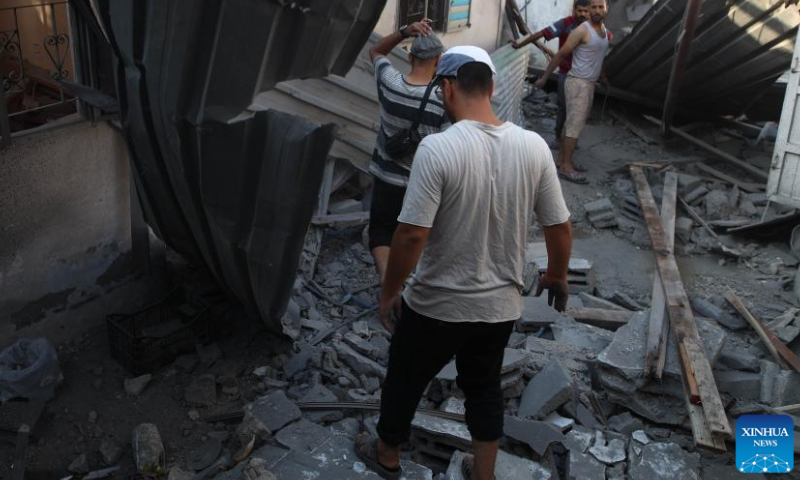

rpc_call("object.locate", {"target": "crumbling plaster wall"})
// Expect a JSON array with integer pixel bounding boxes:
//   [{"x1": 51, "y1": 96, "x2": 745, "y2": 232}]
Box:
[
  {"x1": 521, "y1": 0, "x2": 574, "y2": 70},
  {"x1": 374, "y1": 0, "x2": 506, "y2": 52},
  {"x1": 0, "y1": 121, "x2": 132, "y2": 330}
]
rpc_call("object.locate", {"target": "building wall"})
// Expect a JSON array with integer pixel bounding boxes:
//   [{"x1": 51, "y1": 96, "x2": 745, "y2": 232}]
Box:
[
  {"x1": 0, "y1": 121, "x2": 132, "y2": 330},
  {"x1": 374, "y1": 0, "x2": 507, "y2": 52},
  {"x1": 521, "y1": 0, "x2": 575, "y2": 70}
]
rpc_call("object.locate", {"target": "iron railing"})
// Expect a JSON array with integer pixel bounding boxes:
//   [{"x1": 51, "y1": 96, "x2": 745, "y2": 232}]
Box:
[{"x1": 0, "y1": 1, "x2": 76, "y2": 135}]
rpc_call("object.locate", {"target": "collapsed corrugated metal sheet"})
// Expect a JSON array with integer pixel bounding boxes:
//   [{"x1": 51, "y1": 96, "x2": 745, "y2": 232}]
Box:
[
  {"x1": 92, "y1": 0, "x2": 386, "y2": 334},
  {"x1": 252, "y1": 37, "x2": 532, "y2": 172},
  {"x1": 606, "y1": 0, "x2": 800, "y2": 116}
]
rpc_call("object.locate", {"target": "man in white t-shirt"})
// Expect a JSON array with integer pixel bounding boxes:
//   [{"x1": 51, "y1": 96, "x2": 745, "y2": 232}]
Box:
[{"x1": 354, "y1": 46, "x2": 573, "y2": 480}]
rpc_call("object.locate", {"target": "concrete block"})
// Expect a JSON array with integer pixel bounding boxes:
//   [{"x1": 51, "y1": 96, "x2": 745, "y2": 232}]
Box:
[
  {"x1": 719, "y1": 343, "x2": 760, "y2": 372},
  {"x1": 715, "y1": 370, "x2": 761, "y2": 401},
  {"x1": 343, "y1": 332, "x2": 381, "y2": 359},
  {"x1": 551, "y1": 316, "x2": 615, "y2": 354},
  {"x1": 284, "y1": 344, "x2": 315, "y2": 379},
  {"x1": 300, "y1": 385, "x2": 342, "y2": 423},
  {"x1": 683, "y1": 184, "x2": 709, "y2": 204},
  {"x1": 563, "y1": 400, "x2": 600, "y2": 430},
  {"x1": 275, "y1": 418, "x2": 333, "y2": 453},
  {"x1": 504, "y1": 415, "x2": 566, "y2": 457},
  {"x1": 607, "y1": 412, "x2": 644, "y2": 435},
  {"x1": 584, "y1": 198, "x2": 614, "y2": 215},
  {"x1": 445, "y1": 449, "x2": 551, "y2": 480},
  {"x1": 676, "y1": 217, "x2": 694, "y2": 244},
  {"x1": 543, "y1": 412, "x2": 574, "y2": 432},
  {"x1": 237, "y1": 391, "x2": 301, "y2": 441},
  {"x1": 524, "y1": 336, "x2": 595, "y2": 386},
  {"x1": 771, "y1": 370, "x2": 800, "y2": 406},
  {"x1": 517, "y1": 295, "x2": 574, "y2": 331},
  {"x1": 411, "y1": 413, "x2": 472, "y2": 452},
  {"x1": 764, "y1": 308, "x2": 800, "y2": 344},
  {"x1": 518, "y1": 360, "x2": 574, "y2": 419},
  {"x1": 564, "y1": 426, "x2": 594, "y2": 453},
  {"x1": 124, "y1": 374, "x2": 152, "y2": 396},
  {"x1": 440, "y1": 397, "x2": 466, "y2": 415},
  {"x1": 629, "y1": 442, "x2": 699, "y2": 480},
  {"x1": 567, "y1": 450, "x2": 606, "y2": 480},
  {"x1": 631, "y1": 430, "x2": 649, "y2": 445}
]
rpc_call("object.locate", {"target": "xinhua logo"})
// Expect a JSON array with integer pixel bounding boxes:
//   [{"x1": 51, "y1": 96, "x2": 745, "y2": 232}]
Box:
[{"x1": 736, "y1": 415, "x2": 794, "y2": 473}]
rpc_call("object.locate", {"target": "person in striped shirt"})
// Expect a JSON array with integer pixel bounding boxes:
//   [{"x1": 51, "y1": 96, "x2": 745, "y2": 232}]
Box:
[{"x1": 368, "y1": 20, "x2": 450, "y2": 285}]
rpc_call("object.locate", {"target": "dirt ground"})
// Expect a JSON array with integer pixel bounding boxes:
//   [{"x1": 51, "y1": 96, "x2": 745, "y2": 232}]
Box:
[{"x1": 2, "y1": 91, "x2": 799, "y2": 479}]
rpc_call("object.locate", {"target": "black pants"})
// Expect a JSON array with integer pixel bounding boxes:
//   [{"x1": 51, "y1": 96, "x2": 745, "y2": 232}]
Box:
[
  {"x1": 556, "y1": 72, "x2": 567, "y2": 139},
  {"x1": 368, "y1": 178, "x2": 406, "y2": 251},
  {"x1": 377, "y1": 300, "x2": 515, "y2": 445}
]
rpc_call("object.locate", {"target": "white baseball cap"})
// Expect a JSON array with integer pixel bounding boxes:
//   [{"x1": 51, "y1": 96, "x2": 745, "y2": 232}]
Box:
[{"x1": 435, "y1": 45, "x2": 497, "y2": 77}]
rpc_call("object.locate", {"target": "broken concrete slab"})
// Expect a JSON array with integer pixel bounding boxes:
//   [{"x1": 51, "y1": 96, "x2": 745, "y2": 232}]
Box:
[
  {"x1": 567, "y1": 450, "x2": 606, "y2": 480},
  {"x1": 563, "y1": 400, "x2": 600, "y2": 430},
  {"x1": 584, "y1": 198, "x2": 618, "y2": 229},
  {"x1": 771, "y1": 370, "x2": 800, "y2": 406},
  {"x1": 133, "y1": 423, "x2": 164, "y2": 476},
  {"x1": 764, "y1": 308, "x2": 800, "y2": 344},
  {"x1": 410, "y1": 413, "x2": 472, "y2": 454},
  {"x1": 564, "y1": 425, "x2": 594, "y2": 453},
  {"x1": 236, "y1": 391, "x2": 301, "y2": 442},
  {"x1": 308, "y1": 435, "x2": 433, "y2": 479},
  {"x1": 440, "y1": 397, "x2": 466, "y2": 415},
  {"x1": 283, "y1": 344, "x2": 315, "y2": 379},
  {"x1": 185, "y1": 374, "x2": 217, "y2": 407},
  {"x1": 503, "y1": 415, "x2": 566, "y2": 457},
  {"x1": 579, "y1": 293, "x2": 629, "y2": 311},
  {"x1": 632, "y1": 430, "x2": 650, "y2": 445},
  {"x1": 524, "y1": 336, "x2": 595, "y2": 385},
  {"x1": 676, "y1": 216, "x2": 694, "y2": 244},
  {"x1": 518, "y1": 295, "x2": 574, "y2": 331},
  {"x1": 607, "y1": 412, "x2": 644, "y2": 435},
  {"x1": 715, "y1": 370, "x2": 761, "y2": 401},
  {"x1": 719, "y1": 341, "x2": 760, "y2": 372},
  {"x1": 518, "y1": 360, "x2": 574, "y2": 419},
  {"x1": 275, "y1": 418, "x2": 333, "y2": 453},
  {"x1": 333, "y1": 340, "x2": 387, "y2": 379},
  {"x1": 543, "y1": 412, "x2": 574, "y2": 432},
  {"x1": 759, "y1": 360, "x2": 780, "y2": 405},
  {"x1": 629, "y1": 442, "x2": 699, "y2": 480},
  {"x1": 612, "y1": 292, "x2": 644, "y2": 311},
  {"x1": 588, "y1": 431, "x2": 626, "y2": 465},
  {"x1": 300, "y1": 384, "x2": 342, "y2": 423},
  {"x1": 551, "y1": 316, "x2": 615, "y2": 353},
  {"x1": 691, "y1": 297, "x2": 746, "y2": 330},
  {"x1": 445, "y1": 449, "x2": 551, "y2": 480},
  {"x1": 343, "y1": 332, "x2": 381, "y2": 359}
]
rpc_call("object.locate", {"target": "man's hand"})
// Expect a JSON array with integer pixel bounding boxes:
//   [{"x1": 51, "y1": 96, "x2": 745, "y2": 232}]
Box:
[
  {"x1": 535, "y1": 274, "x2": 570, "y2": 312},
  {"x1": 405, "y1": 19, "x2": 433, "y2": 37},
  {"x1": 534, "y1": 77, "x2": 547, "y2": 90},
  {"x1": 379, "y1": 290, "x2": 402, "y2": 335}
]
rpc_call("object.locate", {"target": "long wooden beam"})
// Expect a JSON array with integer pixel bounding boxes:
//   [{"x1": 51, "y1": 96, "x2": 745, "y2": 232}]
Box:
[
  {"x1": 644, "y1": 172, "x2": 678, "y2": 379},
  {"x1": 630, "y1": 165, "x2": 731, "y2": 450},
  {"x1": 643, "y1": 115, "x2": 768, "y2": 180}
]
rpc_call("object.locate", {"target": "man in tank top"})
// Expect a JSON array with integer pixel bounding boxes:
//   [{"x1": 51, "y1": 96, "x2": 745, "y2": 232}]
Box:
[{"x1": 536, "y1": 0, "x2": 611, "y2": 185}]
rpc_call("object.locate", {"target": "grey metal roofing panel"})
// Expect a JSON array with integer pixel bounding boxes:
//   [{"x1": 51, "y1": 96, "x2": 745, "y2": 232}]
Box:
[
  {"x1": 606, "y1": 0, "x2": 800, "y2": 116},
  {"x1": 91, "y1": 0, "x2": 386, "y2": 335},
  {"x1": 491, "y1": 44, "x2": 533, "y2": 126}
]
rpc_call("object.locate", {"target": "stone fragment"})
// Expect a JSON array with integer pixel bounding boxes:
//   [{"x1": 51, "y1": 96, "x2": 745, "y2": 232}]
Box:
[
  {"x1": 584, "y1": 198, "x2": 618, "y2": 228},
  {"x1": 68, "y1": 454, "x2": 89, "y2": 474},
  {"x1": 703, "y1": 465, "x2": 765, "y2": 480},
  {"x1": 518, "y1": 295, "x2": 574, "y2": 331},
  {"x1": 588, "y1": 431, "x2": 626, "y2": 465},
  {"x1": 524, "y1": 336, "x2": 595, "y2": 385},
  {"x1": 124, "y1": 374, "x2": 152, "y2": 396},
  {"x1": 567, "y1": 450, "x2": 606, "y2": 480},
  {"x1": 283, "y1": 345, "x2": 315, "y2": 379},
  {"x1": 771, "y1": 370, "x2": 800, "y2": 406},
  {"x1": 88, "y1": 410, "x2": 98, "y2": 423},
  {"x1": 628, "y1": 442, "x2": 699, "y2": 480},
  {"x1": 675, "y1": 217, "x2": 694, "y2": 244},
  {"x1": 305, "y1": 435, "x2": 432, "y2": 480},
  {"x1": 764, "y1": 308, "x2": 800, "y2": 344},
  {"x1": 275, "y1": 419, "x2": 333, "y2": 453},
  {"x1": 543, "y1": 412, "x2": 574, "y2": 432},
  {"x1": 440, "y1": 397, "x2": 466, "y2": 415},
  {"x1": 241, "y1": 458, "x2": 278, "y2": 480},
  {"x1": 719, "y1": 343, "x2": 760, "y2": 372},
  {"x1": 330, "y1": 417, "x2": 361, "y2": 437},
  {"x1": 703, "y1": 190, "x2": 733, "y2": 220},
  {"x1": 551, "y1": 317, "x2": 614, "y2": 353},
  {"x1": 299, "y1": 384, "x2": 342, "y2": 423},
  {"x1": 612, "y1": 292, "x2": 644, "y2": 310},
  {"x1": 361, "y1": 375, "x2": 380, "y2": 394},
  {"x1": 518, "y1": 360, "x2": 574, "y2": 419},
  {"x1": 563, "y1": 400, "x2": 600, "y2": 430},
  {"x1": 281, "y1": 300, "x2": 302, "y2": 340},
  {"x1": 760, "y1": 359, "x2": 780, "y2": 404},
  {"x1": 504, "y1": 415, "x2": 566, "y2": 456},
  {"x1": 368, "y1": 336, "x2": 390, "y2": 361},
  {"x1": 236, "y1": 391, "x2": 301, "y2": 442},
  {"x1": 564, "y1": 426, "x2": 594, "y2": 453},
  {"x1": 133, "y1": 423, "x2": 165, "y2": 476},
  {"x1": 411, "y1": 413, "x2": 472, "y2": 451},
  {"x1": 631, "y1": 430, "x2": 650, "y2": 445},
  {"x1": 445, "y1": 449, "x2": 551, "y2": 480},
  {"x1": 607, "y1": 412, "x2": 644, "y2": 435},
  {"x1": 185, "y1": 374, "x2": 217, "y2": 407},
  {"x1": 333, "y1": 341, "x2": 386, "y2": 379},
  {"x1": 343, "y1": 332, "x2": 380, "y2": 359},
  {"x1": 100, "y1": 439, "x2": 122, "y2": 465}
]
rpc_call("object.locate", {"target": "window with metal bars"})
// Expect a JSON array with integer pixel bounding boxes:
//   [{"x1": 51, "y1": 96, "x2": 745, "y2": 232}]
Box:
[{"x1": 397, "y1": 0, "x2": 453, "y2": 33}]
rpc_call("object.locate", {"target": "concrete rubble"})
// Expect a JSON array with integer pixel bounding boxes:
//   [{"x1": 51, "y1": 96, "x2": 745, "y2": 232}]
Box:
[{"x1": 584, "y1": 197, "x2": 618, "y2": 229}]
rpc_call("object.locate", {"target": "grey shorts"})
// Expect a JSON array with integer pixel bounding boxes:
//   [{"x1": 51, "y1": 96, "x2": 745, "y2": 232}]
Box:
[{"x1": 564, "y1": 76, "x2": 596, "y2": 139}]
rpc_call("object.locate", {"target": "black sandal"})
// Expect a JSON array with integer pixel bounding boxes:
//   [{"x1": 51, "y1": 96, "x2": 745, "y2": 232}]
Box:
[{"x1": 354, "y1": 433, "x2": 402, "y2": 480}]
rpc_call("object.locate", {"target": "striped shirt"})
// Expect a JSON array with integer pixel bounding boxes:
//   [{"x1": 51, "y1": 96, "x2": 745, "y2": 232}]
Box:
[{"x1": 370, "y1": 56, "x2": 450, "y2": 187}]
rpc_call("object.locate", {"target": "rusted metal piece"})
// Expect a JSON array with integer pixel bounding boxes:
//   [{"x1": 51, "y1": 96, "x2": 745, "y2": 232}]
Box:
[{"x1": 661, "y1": 0, "x2": 702, "y2": 135}]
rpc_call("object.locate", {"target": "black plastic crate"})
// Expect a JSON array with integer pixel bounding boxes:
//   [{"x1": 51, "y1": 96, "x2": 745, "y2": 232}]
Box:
[{"x1": 106, "y1": 286, "x2": 211, "y2": 375}]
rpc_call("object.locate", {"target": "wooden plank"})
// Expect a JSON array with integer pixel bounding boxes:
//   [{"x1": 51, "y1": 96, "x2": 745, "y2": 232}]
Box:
[
  {"x1": 630, "y1": 165, "x2": 733, "y2": 443},
  {"x1": 694, "y1": 163, "x2": 764, "y2": 194},
  {"x1": 677, "y1": 196, "x2": 720, "y2": 240},
  {"x1": 645, "y1": 172, "x2": 677, "y2": 379},
  {"x1": 724, "y1": 289, "x2": 799, "y2": 373},
  {"x1": 679, "y1": 342, "x2": 701, "y2": 404},
  {"x1": 565, "y1": 307, "x2": 633, "y2": 330},
  {"x1": 643, "y1": 115, "x2": 768, "y2": 180},
  {"x1": 774, "y1": 403, "x2": 800, "y2": 413},
  {"x1": 311, "y1": 211, "x2": 370, "y2": 228}
]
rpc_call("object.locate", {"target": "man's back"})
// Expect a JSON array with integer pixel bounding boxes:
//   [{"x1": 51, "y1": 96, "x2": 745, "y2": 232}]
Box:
[{"x1": 399, "y1": 121, "x2": 570, "y2": 323}]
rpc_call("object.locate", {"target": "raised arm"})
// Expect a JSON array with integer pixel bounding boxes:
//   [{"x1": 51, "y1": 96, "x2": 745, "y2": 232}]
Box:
[
  {"x1": 369, "y1": 20, "x2": 433, "y2": 61},
  {"x1": 534, "y1": 26, "x2": 587, "y2": 88},
  {"x1": 511, "y1": 30, "x2": 546, "y2": 49}
]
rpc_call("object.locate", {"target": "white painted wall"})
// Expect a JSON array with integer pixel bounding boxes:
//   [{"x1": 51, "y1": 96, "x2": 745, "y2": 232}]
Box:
[
  {"x1": 520, "y1": 0, "x2": 574, "y2": 69},
  {"x1": 374, "y1": 0, "x2": 506, "y2": 53}
]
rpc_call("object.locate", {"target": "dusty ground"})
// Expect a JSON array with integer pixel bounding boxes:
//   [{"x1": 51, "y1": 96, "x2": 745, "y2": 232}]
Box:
[{"x1": 2, "y1": 91, "x2": 799, "y2": 479}]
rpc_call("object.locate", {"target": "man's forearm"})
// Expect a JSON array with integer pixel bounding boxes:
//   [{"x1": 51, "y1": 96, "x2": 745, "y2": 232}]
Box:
[
  {"x1": 513, "y1": 31, "x2": 544, "y2": 48},
  {"x1": 370, "y1": 31, "x2": 405, "y2": 60},
  {"x1": 539, "y1": 53, "x2": 563, "y2": 83},
  {"x1": 381, "y1": 224, "x2": 430, "y2": 299},
  {"x1": 542, "y1": 221, "x2": 573, "y2": 280}
]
